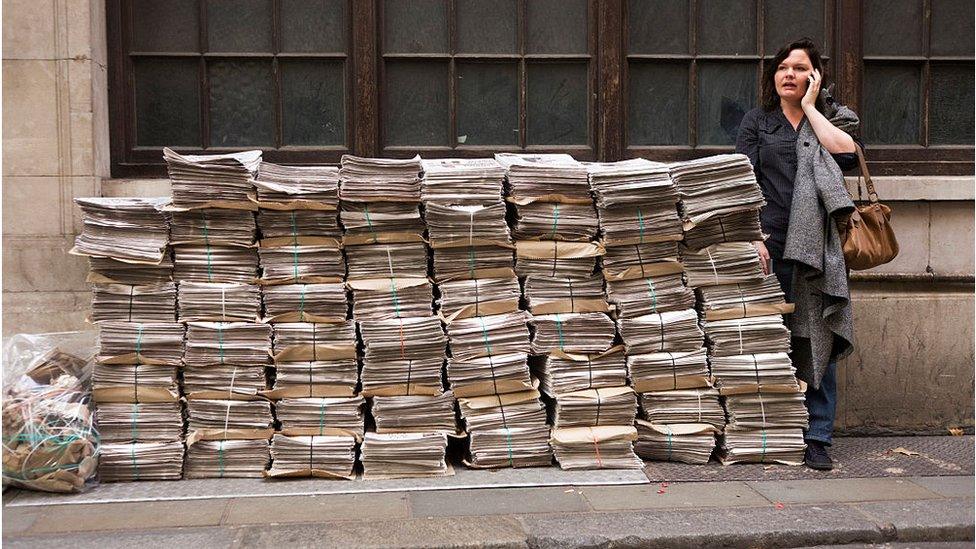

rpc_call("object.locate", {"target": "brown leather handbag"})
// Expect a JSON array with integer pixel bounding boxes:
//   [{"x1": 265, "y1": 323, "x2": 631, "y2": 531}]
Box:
[{"x1": 840, "y1": 145, "x2": 899, "y2": 270}]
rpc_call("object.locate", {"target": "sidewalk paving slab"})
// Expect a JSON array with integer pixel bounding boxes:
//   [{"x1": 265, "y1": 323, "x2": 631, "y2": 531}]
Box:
[
  {"x1": 578, "y1": 481, "x2": 769, "y2": 511},
  {"x1": 907, "y1": 476, "x2": 975, "y2": 498},
  {"x1": 747, "y1": 477, "x2": 943, "y2": 504},
  {"x1": 233, "y1": 516, "x2": 528, "y2": 548},
  {"x1": 223, "y1": 492, "x2": 410, "y2": 525},
  {"x1": 25, "y1": 499, "x2": 229, "y2": 534},
  {"x1": 409, "y1": 487, "x2": 590, "y2": 518},
  {"x1": 850, "y1": 498, "x2": 976, "y2": 543},
  {"x1": 1, "y1": 527, "x2": 237, "y2": 549},
  {"x1": 516, "y1": 504, "x2": 887, "y2": 548}
]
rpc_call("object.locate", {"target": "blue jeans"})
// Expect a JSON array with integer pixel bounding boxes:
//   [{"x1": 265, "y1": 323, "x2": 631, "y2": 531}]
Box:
[{"x1": 771, "y1": 258, "x2": 837, "y2": 446}]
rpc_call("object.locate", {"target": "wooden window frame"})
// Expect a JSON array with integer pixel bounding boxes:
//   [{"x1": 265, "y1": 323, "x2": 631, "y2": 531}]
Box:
[{"x1": 107, "y1": 0, "x2": 973, "y2": 177}]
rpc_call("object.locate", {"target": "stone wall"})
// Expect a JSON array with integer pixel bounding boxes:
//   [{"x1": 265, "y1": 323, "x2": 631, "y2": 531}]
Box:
[
  {"x1": 2, "y1": 0, "x2": 108, "y2": 334},
  {"x1": 1, "y1": 0, "x2": 972, "y2": 434}
]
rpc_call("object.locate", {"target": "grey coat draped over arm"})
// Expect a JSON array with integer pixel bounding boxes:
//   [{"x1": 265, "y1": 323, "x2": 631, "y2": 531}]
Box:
[{"x1": 782, "y1": 102, "x2": 858, "y2": 390}]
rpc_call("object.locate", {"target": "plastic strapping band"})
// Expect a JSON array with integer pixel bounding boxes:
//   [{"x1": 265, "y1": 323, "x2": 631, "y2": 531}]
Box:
[
  {"x1": 130, "y1": 442, "x2": 140, "y2": 480},
  {"x1": 291, "y1": 211, "x2": 300, "y2": 280},
  {"x1": 397, "y1": 317, "x2": 406, "y2": 360},
  {"x1": 202, "y1": 214, "x2": 214, "y2": 283},
  {"x1": 717, "y1": 216, "x2": 728, "y2": 241},
  {"x1": 405, "y1": 359, "x2": 412, "y2": 396},
  {"x1": 467, "y1": 246, "x2": 477, "y2": 278},
  {"x1": 760, "y1": 428, "x2": 768, "y2": 463},
  {"x1": 554, "y1": 312, "x2": 565, "y2": 350},
  {"x1": 217, "y1": 440, "x2": 226, "y2": 478},
  {"x1": 736, "y1": 319, "x2": 744, "y2": 356},
  {"x1": 130, "y1": 403, "x2": 140, "y2": 442},
  {"x1": 312, "y1": 323, "x2": 318, "y2": 361},
  {"x1": 133, "y1": 363, "x2": 140, "y2": 402},
  {"x1": 656, "y1": 312, "x2": 666, "y2": 351},
  {"x1": 473, "y1": 278, "x2": 481, "y2": 316},
  {"x1": 635, "y1": 244, "x2": 646, "y2": 278},
  {"x1": 217, "y1": 324, "x2": 225, "y2": 364},
  {"x1": 550, "y1": 241, "x2": 559, "y2": 277},
  {"x1": 318, "y1": 400, "x2": 326, "y2": 436},
  {"x1": 590, "y1": 427, "x2": 603, "y2": 468},
  {"x1": 736, "y1": 283, "x2": 747, "y2": 317},
  {"x1": 645, "y1": 278, "x2": 658, "y2": 313},
  {"x1": 479, "y1": 316, "x2": 493, "y2": 356},
  {"x1": 705, "y1": 247, "x2": 719, "y2": 285},
  {"x1": 695, "y1": 390, "x2": 703, "y2": 423},
  {"x1": 127, "y1": 285, "x2": 135, "y2": 321},
  {"x1": 636, "y1": 206, "x2": 646, "y2": 244},
  {"x1": 386, "y1": 247, "x2": 402, "y2": 318},
  {"x1": 503, "y1": 426, "x2": 514, "y2": 467},
  {"x1": 594, "y1": 389, "x2": 603, "y2": 426},
  {"x1": 567, "y1": 278, "x2": 575, "y2": 312},
  {"x1": 223, "y1": 366, "x2": 239, "y2": 435},
  {"x1": 363, "y1": 204, "x2": 379, "y2": 244},
  {"x1": 487, "y1": 354, "x2": 499, "y2": 395},
  {"x1": 752, "y1": 354, "x2": 761, "y2": 388},
  {"x1": 549, "y1": 204, "x2": 560, "y2": 239},
  {"x1": 135, "y1": 325, "x2": 144, "y2": 361},
  {"x1": 665, "y1": 424, "x2": 674, "y2": 461},
  {"x1": 298, "y1": 284, "x2": 307, "y2": 320},
  {"x1": 669, "y1": 352, "x2": 678, "y2": 390},
  {"x1": 468, "y1": 210, "x2": 476, "y2": 248},
  {"x1": 309, "y1": 433, "x2": 315, "y2": 470},
  {"x1": 586, "y1": 355, "x2": 594, "y2": 389}
]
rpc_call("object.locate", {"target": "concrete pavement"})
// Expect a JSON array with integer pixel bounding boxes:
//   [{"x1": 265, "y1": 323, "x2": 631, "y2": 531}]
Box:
[{"x1": 3, "y1": 475, "x2": 972, "y2": 548}]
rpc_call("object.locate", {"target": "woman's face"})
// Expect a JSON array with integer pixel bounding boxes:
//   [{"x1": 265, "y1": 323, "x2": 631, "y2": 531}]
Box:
[{"x1": 775, "y1": 49, "x2": 814, "y2": 103}]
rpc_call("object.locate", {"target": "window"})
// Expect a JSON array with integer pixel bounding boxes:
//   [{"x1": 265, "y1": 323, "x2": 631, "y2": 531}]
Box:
[{"x1": 108, "y1": 0, "x2": 973, "y2": 176}]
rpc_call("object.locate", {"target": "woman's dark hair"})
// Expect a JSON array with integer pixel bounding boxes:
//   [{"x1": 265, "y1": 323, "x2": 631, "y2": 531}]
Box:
[{"x1": 761, "y1": 38, "x2": 824, "y2": 112}]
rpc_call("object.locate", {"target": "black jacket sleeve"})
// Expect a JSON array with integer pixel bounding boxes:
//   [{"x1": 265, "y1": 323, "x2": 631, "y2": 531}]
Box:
[{"x1": 735, "y1": 108, "x2": 761, "y2": 177}]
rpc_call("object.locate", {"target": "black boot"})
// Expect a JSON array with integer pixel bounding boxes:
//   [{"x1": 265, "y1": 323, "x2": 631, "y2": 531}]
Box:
[{"x1": 804, "y1": 441, "x2": 834, "y2": 470}]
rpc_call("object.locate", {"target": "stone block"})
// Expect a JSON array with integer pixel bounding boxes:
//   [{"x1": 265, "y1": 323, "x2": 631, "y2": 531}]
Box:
[
  {"x1": 1, "y1": 0, "x2": 56, "y2": 59},
  {"x1": 928, "y1": 201, "x2": 975, "y2": 275},
  {"x1": 70, "y1": 111, "x2": 94, "y2": 176},
  {"x1": 92, "y1": 62, "x2": 110, "y2": 177},
  {"x1": 1, "y1": 291, "x2": 91, "y2": 336},
  {"x1": 2, "y1": 176, "x2": 64, "y2": 236},
  {"x1": 746, "y1": 478, "x2": 939, "y2": 504},
  {"x1": 1, "y1": 236, "x2": 89, "y2": 292},
  {"x1": 27, "y1": 499, "x2": 227, "y2": 533},
  {"x1": 68, "y1": 58, "x2": 92, "y2": 113},
  {"x1": 409, "y1": 486, "x2": 590, "y2": 517},
  {"x1": 71, "y1": 176, "x2": 99, "y2": 233},
  {"x1": 223, "y1": 493, "x2": 410, "y2": 525},
  {"x1": 846, "y1": 176, "x2": 976, "y2": 201},
  {"x1": 853, "y1": 499, "x2": 975, "y2": 543},
  {"x1": 909, "y1": 476, "x2": 976, "y2": 499},
  {"x1": 579, "y1": 482, "x2": 769, "y2": 510},
  {"x1": 66, "y1": 0, "x2": 94, "y2": 60},
  {"x1": 2, "y1": 60, "x2": 62, "y2": 176},
  {"x1": 837, "y1": 282, "x2": 976, "y2": 434},
  {"x1": 861, "y1": 201, "x2": 930, "y2": 275},
  {"x1": 101, "y1": 178, "x2": 172, "y2": 197}
]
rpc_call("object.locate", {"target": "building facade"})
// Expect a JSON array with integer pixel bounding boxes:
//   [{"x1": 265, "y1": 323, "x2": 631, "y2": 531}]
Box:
[{"x1": 3, "y1": 0, "x2": 974, "y2": 433}]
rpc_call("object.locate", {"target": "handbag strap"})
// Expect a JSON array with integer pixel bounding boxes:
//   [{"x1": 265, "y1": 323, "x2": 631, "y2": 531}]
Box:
[{"x1": 854, "y1": 144, "x2": 879, "y2": 203}]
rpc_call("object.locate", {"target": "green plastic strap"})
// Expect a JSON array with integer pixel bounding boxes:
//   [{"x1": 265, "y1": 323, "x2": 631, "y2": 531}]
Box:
[
  {"x1": 467, "y1": 246, "x2": 477, "y2": 278},
  {"x1": 554, "y1": 312, "x2": 565, "y2": 350},
  {"x1": 636, "y1": 207, "x2": 646, "y2": 244},
  {"x1": 389, "y1": 277, "x2": 402, "y2": 318},
  {"x1": 202, "y1": 215, "x2": 214, "y2": 283},
  {"x1": 298, "y1": 284, "x2": 307, "y2": 319},
  {"x1": 130, "y1": 404, "x2": 140, "y2": 442},
  {"x1": 363, "y1": 204, "x2": 379, "y2": 243},
  {"x1": 291, "y1": 211, "x2": 300, "y2": 280},
  {"x1": 135, "y1": 325, "x2": 144, "y2": 359},
  {"x1": 549, "y1": 204, "x2": 560, "y2": 239},
  {"x1": 479, "y1": 316, "x2": 493, "y2": 355},
  {"x1": 504, "y1": 426, "x2": 514, "y2": 467},
  {"x1": 217, "y1": 440, "x2": 226, "y2": 478},
  {"x1": 217, "y1": 324, "x2": 225, "y2": 364},
  {"x1": 760, "y1": 429, "x2": 768, "y2": 463},
  {"x1": 645, "y1": 278, "x2": 658, "y2": 313},
  {"x1": 130, "y1": 443, "x2": 140, "y2": 480},
  {"x1": 318, "y1": 400, "x2": 326, "y2": 435},
  {"x1": 665, "y1": 426, "x2": 673, "y2": 461}
]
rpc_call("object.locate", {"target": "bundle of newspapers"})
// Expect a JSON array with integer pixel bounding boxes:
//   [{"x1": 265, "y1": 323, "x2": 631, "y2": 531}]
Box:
[
  {"x1": 585, "y1": 159, "x2": 683, "y2": 246},
  {"x1": 360, "y1": 431, "x2": 449, "y2": 478},
  {"x1": 709, "y1": 352, "x2": 801, "y2": 392},
  {"x1": 254, "y1": 162, "x2": 339, "y2": 209},
  {"x1": 638, "y1": 388, "x2": 725, "y2": 429},
  {"x1": 168, "y1": 208, "x2": 256, "y2": 246},
  {"x1": 437, "y1": 277, "x2": 521, "y2": 320},
  {"x1": 524, "y1": 274, "x2": 608, "y2": 315},
  {"x1": 90, "y1": 282, "x2": 177, "y2": 323},
  {"x1": 262, "y1": 282, "x2": 347, "y2": 322},
  {"x1": 425, "y1": 202, "x2": 511, "y2": 246},
  {"x1": 98, "y1": 441, "x2": 185, "y2": 481},
  {"x1": 274, "y1": 396, "x2": 364, "y2": 436},
  {"x1": 539, "y1": 348, "x2": 628, "y2": 395},
  {"x1": 339, "y1": 154, "x2": 423, "y2": 203},
  {"x1": 602, "y1": 241, "x2": 681, "y2": 281},
  {"x1": 258, "y1": 243, "x2": 344, "y2": 284},
  {"x1": 551, "y1": 386, "x2": 638, "y2": 429},
  {"x1": 680, "y1": 242, "x2": 765, "y2": 288},
  {"x1": 669, "y1": 154, "x2": 764, "y2": 230},
  {"x1": 177, "y1": 282, "x2": 261, "y2": 322},
  {"x1": 682, "y1": 209, "x2": 762, "y2": 251},
  {"x1": 457, "y1": 389, "x2": 553, "y2": 468},
  {"x1": 257, "y1": 209, "x2": 341, "y2": 241},
  {"x1": 421, "y1": 157, "x2": 506, "y2": 204},
  {"x1": 163, "y1": 148, "x2": 261, "y2": 207},
  {"x1": 512, "y1": 202, "x2": 598, "y2": 242},
  {"x1": 515, "y1": 241, "x2": 602, "y2": 280},
  {"x1": 185, "y1": 399, "x2": 273, "y2": 440},
  {"x1": 346, "y1": 242, "x2": 428, "y2": 279},
  {"x1": 627, "y1": 348, "x2": 711, "y2": 392},
  {"x1": 445, "y1": 313, "x2": 533, "y2": 396},
  {"x1": 617, "y1": 309, "x2": 705, "y2": 355},
  {"x1": 702, "y1": 315, "x2": 792, "y2": 357},
  {"x1": 550, "y1": 426, "x2": 642, "y2": 470},
  {"x1": 185, "y1": 439, "x2": 270, "y2": 478},
  {"x1": 270, "y1": 321, "x2": 359, "y2": 397},
  {"x1": 350, "y1": 278, "x2": 433, "y2": 321},
  {"x1": 340, "y1": 201, "x2": 425, "y2": 242},
  {"x1": 371, "y1": 392, "x2": 457, "y2": 434},
  {"x1": 266, "y1": 433, "x2": 357, "y2": 479},
  {"x1": 530, "y1": 313, "x2": 616, "y2": 354},
  {"x1": 173, "y1": 244, "x2": 259, "y2": 284},
  {"x1": 433, "y1": 245, "x2": 515, "y2": 281},
  {"x1": 634, "y1": 421, "x2": 719, "y2": 464},
  {"x1": 495, "y1": 153, "x2": 591, "y2": 201},
  {"x1": 183, "y1": 322, "x2": 271, "y2": 368},
  {"x1": 606, "y1": 273, "x2": 695, "y2": 318},
  {"x1": 96, "y1": 322, "x2": 184, "y2": 365},
  {"x1": 72, "y1": 197, "x2": 170, "y2": 264},
  {"x1": 696, "y1": 276, "x2": 791, "y2": 320}
]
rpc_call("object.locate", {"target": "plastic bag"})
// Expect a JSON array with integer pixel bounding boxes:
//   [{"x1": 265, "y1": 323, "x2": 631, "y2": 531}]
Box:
[{"x1": 2, "y1": 331, "x2": 100, "y2": 492}]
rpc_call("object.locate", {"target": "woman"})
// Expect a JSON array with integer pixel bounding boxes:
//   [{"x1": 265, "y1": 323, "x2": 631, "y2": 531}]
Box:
[{"x1": 735, "y1": 38, "x2": 859, "y2": 471}]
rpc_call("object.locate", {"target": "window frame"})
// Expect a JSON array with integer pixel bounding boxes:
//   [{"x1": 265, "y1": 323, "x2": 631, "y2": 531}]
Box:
[{"x1": 107, "y1": 0, "x2": 973, "y2": 177}]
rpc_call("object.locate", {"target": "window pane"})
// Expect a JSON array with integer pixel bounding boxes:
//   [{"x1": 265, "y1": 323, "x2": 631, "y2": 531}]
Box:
[
  {"x1": 457, "y1": 0, "x2": 517, "y2": 54},
  {"x1": 628, "y1": 62, "x2": 688, "y2": 145},
  {"x1": 384, "y1": 60, "x2": 449, "y2": 146},
  {"x1": 527, "y1": 63, "x2": 588, "y2": 145},
  {"x1": 457, "y1": 63, "x2": 519, "y2": 145},
  {"x1": 862, "y1": 64, "x2": 921, "y2": 144},
  {"x1": 929, "y1": 64, "x2": 975, "y2": 145},
  {"x1": 281, "y1": 0, "x2": 348, "y2": 53},
  {"x1": 697, "y1": 62, "x2": 756, "y2": 146},
  {"x1": 763, "y1": 0, "x2": 825, "y2": 56},
  {"x1": 134, "y1": 58, "x2": 201, "y2": 147},
  {"x1": 526, "y1": 0, "x2": 588, "y2": 54},
  {"x1": 208, "y1": 60, "x2": 274, "y2": 146},
  {"x1": 627, "y1": 0, "x2": 689, "y2": 55},
  {"x1": 383, "y1": 0, "x2": 448, "y2": 54},
  {"x1": 863, "y1": 0, "x2": 923, "y2": 57},
  {"x1": 931, "y1": 0, "x2": 975, "y2": 57},
  {"x1": 697, "y1": 0, "x2": 756, "y2": 55},
  {"x1": 206, "y1": 0, "x2": 273, "y2": 53},
  {"x1": 281, "y1": 60, "x2": 345, "y2": 146},
  {"x1": 132, "y1": 0, "x2": 199, "y2": 52}
]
